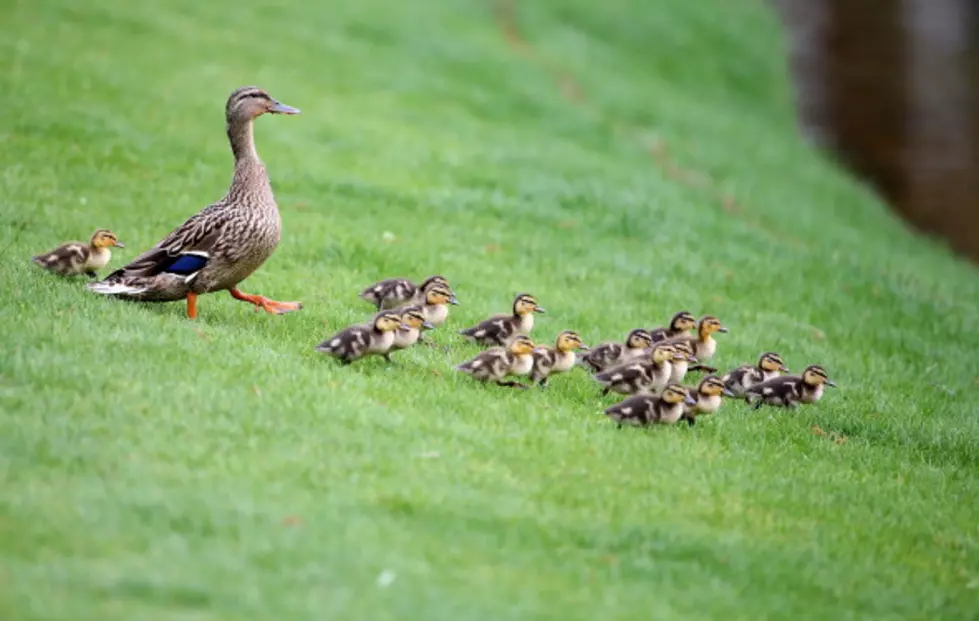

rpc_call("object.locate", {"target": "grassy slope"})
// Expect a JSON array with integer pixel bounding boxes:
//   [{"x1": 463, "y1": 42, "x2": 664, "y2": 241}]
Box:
[{"x1": 2, "y1": 0, "x2": 978, "y2": 618}]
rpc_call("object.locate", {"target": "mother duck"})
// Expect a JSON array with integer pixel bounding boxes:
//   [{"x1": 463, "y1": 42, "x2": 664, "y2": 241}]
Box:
[{"x1": 88, "y1": 86, "x2": 303, "y2": 320}]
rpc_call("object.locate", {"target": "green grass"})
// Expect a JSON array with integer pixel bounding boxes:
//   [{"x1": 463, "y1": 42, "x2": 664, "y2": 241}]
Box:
[{"x1": 2, "y1": 0, "x2": 979, "y2": 618}]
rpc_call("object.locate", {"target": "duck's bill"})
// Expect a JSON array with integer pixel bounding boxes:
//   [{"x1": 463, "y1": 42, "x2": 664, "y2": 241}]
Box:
[
  {"x1": 684, "y1": 395, "x2": 697, "y2": 405},
  {"x1": 825, "y1": 380, "x2": 837, "y2": 387},
  {"x1": 722, "y1": 387, "x2": 736, "y2": 397},
  {"x1": 717, "y1": 326, "x2": 729, "y2": 333},
  {"x1": 578, "y1": 344, "x2": 591, "y2": 351},
  {"x1": 449, "y1": 296, "x2": 461, "y2": 305},
  {"x1": 533, "y1": 307, "x2": 547, "y2": 313},
  {"x1": 780, "y1": 365, "x2": 790, "y2": 372},
  {"x1": 422, "y1": 321, "x2": 436, "y2": 329},
  {"x1": 272, "y1": 101, "x2": 301, "y2": 115},
  {"x1": 687, "y1": 355, "x2": 699, "y2": 362},
  {"x1": 114, "y1": 241, "x2": 126, "y2": 248}
]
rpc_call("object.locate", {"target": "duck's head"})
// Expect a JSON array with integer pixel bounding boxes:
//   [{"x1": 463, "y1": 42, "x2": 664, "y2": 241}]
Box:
[
  {"x1": 759, "y1": 351, "x2": 789, "y2": 373},
  {"x1": 556, "y1": 330, "x2": 588, "y2": 352},
  {"x1": 90, "y1": 229, "x2": 124, "y2": 249},
  {"x1": 513, "y1": 293, "x2": 545, "y2": 316},
  {"x1": 651, "y1": 343, "x2": 676, "y2": 365},
  {"x1": 669, "y1": 310, "x2": 697, "y2": 333},
  {"x1": 374, "y1": 311, "x2": 407, "y2": 333},
  {"x1": 802, "y1": 364, "x2": 836, "y2": 388},
  {"x1": 401, "y1": 306, "x2": 433, "y2": 331},
  {"x1": 420, "y1": 275, "x2": 451, "y2": 293},
  {"x1": 426, "y1": 285, "x2": 459, "y2": 306},
  {"x1": 698, "y1": 375, "x2": 734, "y2": 398},
  {"x1": 662, "y1": 382, "x2": 698, "y2": 406},
  {"x1": 697, "y1": 315, "x2": 728, "y2": 338},
  {"x1": 625, "y1": 328, "x2": 653, "y2": 350},
  {"x1": 226, "y1": 86, "x2": 300, "y2": 122},
  {"x1": 672, "y1": 340, "x2": 698, "y2": 363},
  {"x1": 509, "y1": 334, "x2": 536, "y2": 356}
]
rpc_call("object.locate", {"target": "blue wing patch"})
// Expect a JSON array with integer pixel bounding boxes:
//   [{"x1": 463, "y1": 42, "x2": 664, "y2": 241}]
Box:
[{"x1": 164, "y1": 253, "x2": 209, "y2": 276}]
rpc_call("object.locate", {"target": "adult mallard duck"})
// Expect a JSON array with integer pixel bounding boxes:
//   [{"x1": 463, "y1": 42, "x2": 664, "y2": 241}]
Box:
[{"x1": 86, "y1": 86, "x2": 302, "y2": 320}]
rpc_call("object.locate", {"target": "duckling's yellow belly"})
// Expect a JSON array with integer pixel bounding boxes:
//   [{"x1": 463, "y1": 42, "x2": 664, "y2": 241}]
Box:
[
  {"x1": 694, "y1": 338, "x2": 717, "y2": 360},
  {"x1": 425, "y1": 303, "x2": 449, "y2": 326},
  {"x1": 392, "y1": 327, "x2": 420, "y2": 349},
  {"x1": 551, "y1": 351, "x2": 576, "y2": 373},
  {"x1": 368, "y1": 331, "x2": 396, "y2": 354},
  {"x1": 517, "y1": 314, "x2": 534, "y2": 335},
  {"x1": 696, "y1": 394, "x2": 723, "y2": 414},
  {"x1": 510, "y1": 353, "x2": 533, "y2": 376},
  {"x1": 657, "y1": 403, "x2": 685, "y2": 424},
  {"x1": 85, "y1": 249, "x2": 111, "y2": 270},
  {"x1": 801, "y1": 384, "x2": 824, "y2": 403}
]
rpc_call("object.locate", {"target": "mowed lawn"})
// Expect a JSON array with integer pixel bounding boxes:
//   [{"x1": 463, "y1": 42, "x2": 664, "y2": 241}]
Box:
[{"x1": 2, "y1": 0, "x2": 979, "y2": 618}]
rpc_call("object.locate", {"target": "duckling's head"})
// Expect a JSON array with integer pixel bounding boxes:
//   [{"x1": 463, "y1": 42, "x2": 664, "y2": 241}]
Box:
[
  {"x1": 513, "y1": 293, "x2": 545, "y2": 315},
  {"x1": 626, "y1": 328, "x2": 653, "y2": 350},
  {"x1": 426, "y1": 285, "x2": 459, "y2": 306},
  {"x1": 226, "y1": 86, "x2": 300, "y2": 122},
  {"x1": 672, "y1": 340, "x2": 698, "y2": 362},
  {"x1": 421, "y1": 275, "x2": 451, "y2": 292},
  {"x1": 662, "y1": 382, "x2": 698, "y2": 406},
  {"x1": 556, "y1": 330, "x2": 588, "y2": 352},
  {"x1": 509, "y1": 335, "x2": 536, "y2": 356},
  {"x1": 759, "y1": 352, "x2": 789, "y2": 373},
  {"x1": 651, "y1": 343, "x2": 676, "y2": 364},
  {"x1": 802, "y1": 364, "x2": 836, "y2": 387},
  {"x1": 669, "y1": 310, "x2": 697, "y2": 332},
  {"x1": 698, "y1": 375, "x2": 734, "y2": 397},
  {"x1": 401, "y1": 306, "x2": 433, "y2": 330},
  {"x1": 698, "y1": 315, "x2": 728, "y2": 337},
  {"x1": 374, "y1": 311, "x2": 407, "y2": 333},
  {"x1": 90, "y1": 229, "x2": 125, "y2": 249}
]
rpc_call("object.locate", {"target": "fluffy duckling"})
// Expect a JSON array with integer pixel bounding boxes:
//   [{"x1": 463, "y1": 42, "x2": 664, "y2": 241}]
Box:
[
  {"x1": 388, "y1": 305, "x2": 435, "y2": 353},
  {"x1": 669, "y1": 340, "x2": 699, "y2": 383},
  {"x1": 315, "y1": 311, "x2": 407, "y2": 364},
  {"x1": 456, "y1": 334, "x2": 537, "y2": 388},
  {"x1": 32, "y1": 229, "x2": 125, "y2": 278},
  {"x1": 458, "y1": 293, "x2": 545, "y2": 347},
  {"x1": 593, "y1": 342, "x2": 681, "y2": 397},
  {"x1": 722, "y1": 352, "x2": 790, "y2": 397},
  {"x1": 579, "y1": 328, "x2": 653, "y2": 373},
  {"x1": 604, "y1": 383, "x2": 697, "y2": 427},
  {"x1": 359, "y1": 275, "x2": 452, "y2": 310},
  {"x1": 529, "y1": 330, "x2": 589, "y2": 387},
  {"x1": 649, "y1": 310, "x2": 697, "y2": 343},
  {"x1": 662, "y1": 315, "x2": 728, "y2": 373},
  {"x1": 418, "y1": 284, "x2": 459, "y2": 330},
  {"x1": 744, "y1": 364, "x2": 836, "y2": 409},
  {"x1": 681, "y1": 375, "x2": 735, "y2": 426}
]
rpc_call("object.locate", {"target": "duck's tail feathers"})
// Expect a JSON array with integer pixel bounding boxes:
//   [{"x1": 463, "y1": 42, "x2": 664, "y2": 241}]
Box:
[{"x1": 86, "y1": 281, "x2": 149, "y2": 296}]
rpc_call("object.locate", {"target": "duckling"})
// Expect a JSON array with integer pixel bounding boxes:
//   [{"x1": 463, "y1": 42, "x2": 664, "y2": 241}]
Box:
[
  {"x1": 418, "y1": 284, "x2": 459, "y2": 330},
  {"x1": 744, "y1": 364, "x2": 836, "y2": 409},
  {"x1": 315, "y1": 311, "x2": 407, "y2": 364},
  {"x1": 456, "y1": 334, "x2": 536, "y2": 388},
  {"x1": 388, "y1": 305, "x2": 435, "y2": 353},
  {"x1": 669, "y1": 340, "x2": 699, "y2": 383},
  {"x1": 32, "y1": 229, "x2": 125, "y2": 278},
  {"x1": 579, "y1": 328, "x2": 653, "y2": 373},
  {"x1": 681, "y1": 375, "x2": 735, "y2": 426},
  {"x1": 649, "y1": 310, "x2": 697, "y2": 343},
  {"x1": 722, "y1": 351, "x2": 790, "y2": 397},
  {"x1": 359, "y1": 275, "x2": 453, "y2": 311},
  {"x1": 661, "y1": 315, "x2": 728, "y2": 373},
  {"x1": 604, "y1": 382, "x2": 697, "y2": 427},
  {"x1": 458, "y1": 293, "x2": 545, "y2": 347},
  {"x1": 529, "y1": 330, "x2": 589, "y2": 387},
  {"x1": 593, "y1": 342, "x2": 679, "y2": 397}
]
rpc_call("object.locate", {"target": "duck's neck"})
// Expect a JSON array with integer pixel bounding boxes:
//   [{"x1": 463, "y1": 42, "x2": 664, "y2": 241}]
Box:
[{"x1": 227, "y1": 117, "x2": 271, "y2": 194}]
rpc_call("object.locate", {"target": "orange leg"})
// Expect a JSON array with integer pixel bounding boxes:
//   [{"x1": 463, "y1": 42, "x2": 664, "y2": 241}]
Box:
[
  {"x1": 230, "y1": 288, "x2": 302, "y2": 315},
  {"x1": 186, "y1": 292, "x2": 199, "y2": 319}
]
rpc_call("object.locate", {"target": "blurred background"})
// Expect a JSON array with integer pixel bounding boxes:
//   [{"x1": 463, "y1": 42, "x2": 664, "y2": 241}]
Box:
[{"x1": 775, "y1": 0, "x2": 979, "y2": 263}]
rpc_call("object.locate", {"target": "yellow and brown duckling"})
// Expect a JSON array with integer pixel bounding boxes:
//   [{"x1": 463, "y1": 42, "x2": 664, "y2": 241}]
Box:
[
  {"x1": 662, "y1": 315, "x2": 728, "y2": 373},
  {"x1": 604, "y1": 382, "x2": 697, "y2": 427},
  {"x1": 418, "y1": 284, "x2": 459, "y2": 330},
  {"x1": 32, "y1": 229, "x2": 125, "y2": 278},
  {"x1": 458, "y1": 293, "x2": 545, "y2": 347},
  {"x1": 681, "y1": 375, "x2": 735, "y2": 426},
  {"x1": 669, "y1": 340, "x2": 699, "y2": 383},
  {"x1": 579, "y1": 328, "x2": 653, "y2": 373},
  {"x1": 456, "y1": 334, "x2": 537, "y2": 388},
  {"x1": 315, "y1": 310, "x2": 407, "y2": 364},
  {"x1": 649, "y1": 310, "x2": 697, "y2": 343},
  {"x1": 593, "y1": 342, "x2": 682, "y2": 397},
  {"x1": 722, "y1": 351, "x2": 789, "y2": 397},
  {"x1": 359, "y1": 275, "x2": 453, "y2": 311},
  {"x1": 744, "y1": 364, "x2": 836, "y2": 410},
  {"x1": 388, "y1": 305, "x2": 435, "y2": 353},
  {"x1": 529, "y1": 330, "x2": 589, "y2": 387}
]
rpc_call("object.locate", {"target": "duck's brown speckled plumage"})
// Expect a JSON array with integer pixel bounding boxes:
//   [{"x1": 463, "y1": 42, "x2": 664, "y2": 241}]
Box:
[
  {"x1": 456, "y1": 335, "x2": 536, "y2": 388},
  {"x1": 604, "y1": 383, "x2": 697, "y2": 427},
  {"x1": 359, "y1": 275, "x2": 452, "y2": 311},
  {"x1": 529, "y1": 330, "x2": 588, "y2": 387},
  {"x1": 87, "y1": 87, "x2": 302, "y2": 318},
  {"x1": 579, "y1": 328, "x2": 652, "y2": 373},
  {"x1": 459, "y1": 293, "x2": 544, "y2": 347},
  {"x1": 648, "y1": 310, "x2": 697, "y2": 343},
  {"x1": 744, "y1": 364, "x2": 836, "y2": 409},
  {"x1": 593, "y1": 343, "x2": 678, "y2": 397},
  {"x1": 722, "y1": 352, "x2": 789, "y2": 397},
  {"x1": 316, "y1": 311, "x2": 406, "y2": 364}
]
